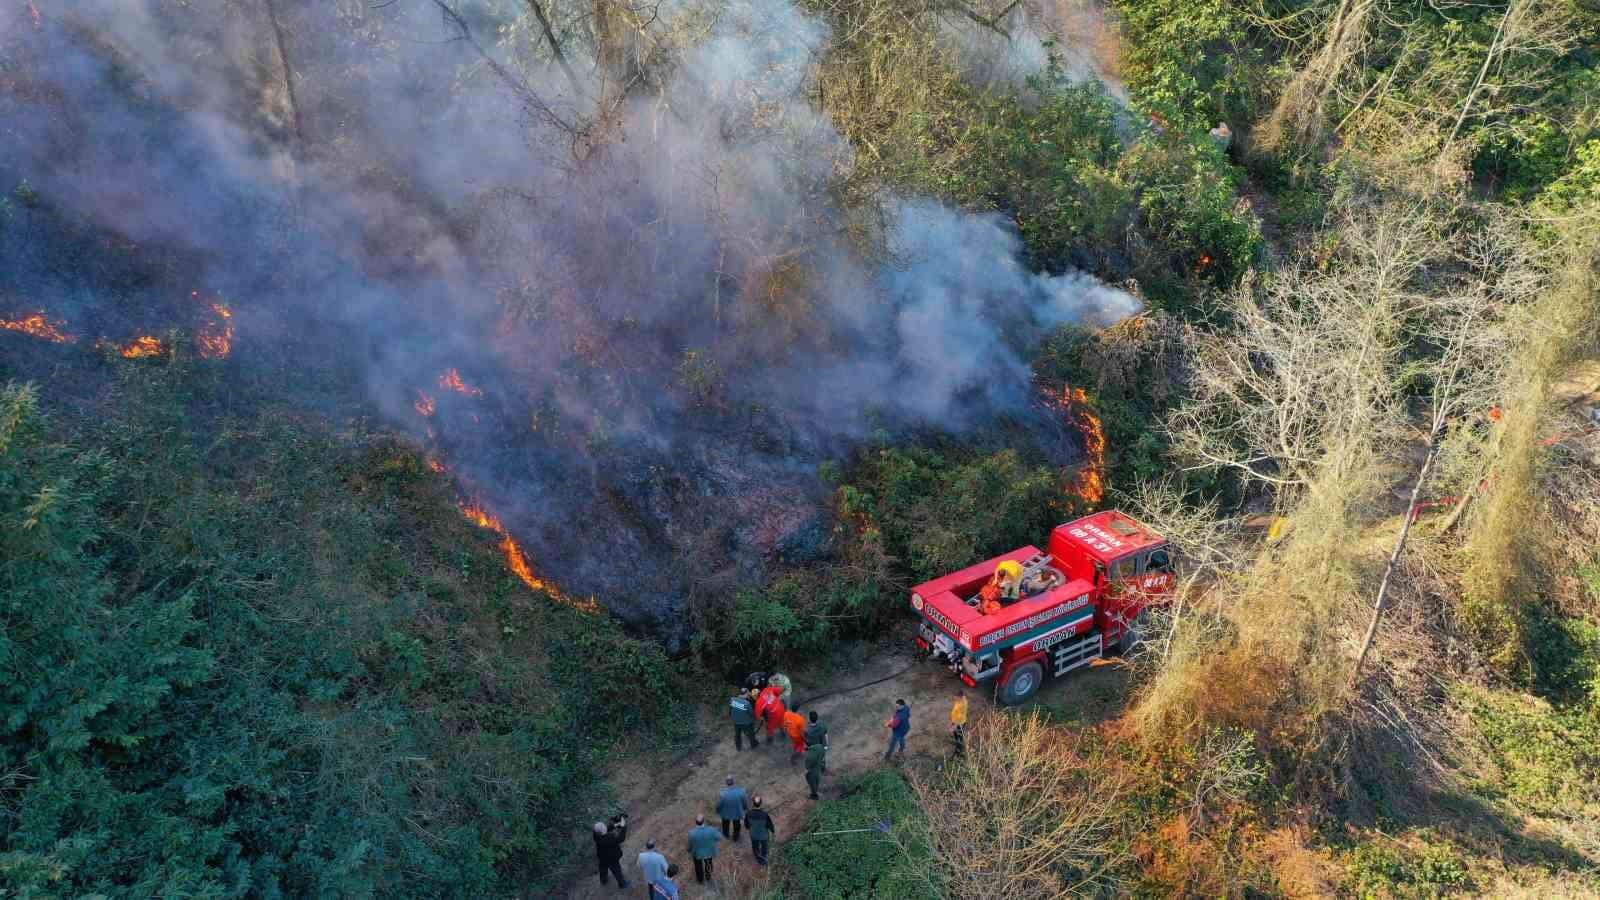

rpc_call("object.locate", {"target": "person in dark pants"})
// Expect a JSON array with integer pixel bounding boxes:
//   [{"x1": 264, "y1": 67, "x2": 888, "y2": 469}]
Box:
[
  {"x1": 687, "y1": 814, "x2": 721, "y2": 883},
  {"x1": 593, "y1": 815, "x2": 630, "y2": 890},
  {"x1": 884, "y1": 698, "x2": 911, "y2": 760},
  {"x1": 730, "y1": 690, "x2": 758, "y2": 751},
  {"x1": 716, "y1": 775, "x2": 749, "y2": 840},
  {"x1": 804, "y1": 742, "x2": 826, "y2": 799},
  {"x1": 744, "y1": 796, "x2": 776, "y2": 865},
  {"x1": 804, "y1": 710, "x2": 829, "y2": 773}
]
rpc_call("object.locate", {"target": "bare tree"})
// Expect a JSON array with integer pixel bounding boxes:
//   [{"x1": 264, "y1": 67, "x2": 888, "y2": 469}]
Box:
[
  {"x1": 1350, "y1": 226, "x2": 1519, "y2": 684},
  {"x1": 901, "y1": 711, "x2": 1129, "y2": 898},
  {"x1": 1168, "y1": 200, "x2": 1437, "y2": 495}
]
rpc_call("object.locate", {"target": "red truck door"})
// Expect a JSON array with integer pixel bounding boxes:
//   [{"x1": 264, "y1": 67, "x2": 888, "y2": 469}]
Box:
[{"x1": 1102, "y1": 545, "x2": 1174, "y2": 649}]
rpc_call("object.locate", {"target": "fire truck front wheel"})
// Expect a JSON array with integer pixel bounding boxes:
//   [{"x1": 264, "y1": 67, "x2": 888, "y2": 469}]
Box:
[
  {"x1": 1116, "y1": 609, "x2": 1150, "y2": 656},
  {"x1": 997, "y1": 661, "x2": 1043, "y2": 706}
]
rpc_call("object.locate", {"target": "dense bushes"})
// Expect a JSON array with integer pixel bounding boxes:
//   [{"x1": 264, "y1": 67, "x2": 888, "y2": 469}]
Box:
[
  {"x1": 837, "y1": 445, "x2": 1071, "y2": 583},
  {"x1": 0, "y1": 376, "x2": 687, "y2": 896},
  {"x1": 780, "y1": 769, "x2": 932, "y2": 898},
  {"x1": 1033, "y1": 314, "x2": 1201, "y2": 490},
  {"x1": 1112, "y1": 0, "x2": 1271, "y2": 133},
  {"x1": 689, "y1": 444, "x2": 1072, "y2": 672}
]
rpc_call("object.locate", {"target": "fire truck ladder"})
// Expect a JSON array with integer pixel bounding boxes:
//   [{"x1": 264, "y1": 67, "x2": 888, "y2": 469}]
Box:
[{"x1": 1050, "y1": 631, "x2": 1102, "y2": 677}]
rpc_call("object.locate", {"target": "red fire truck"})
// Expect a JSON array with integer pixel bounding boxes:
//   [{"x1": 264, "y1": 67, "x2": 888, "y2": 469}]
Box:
[{"x1": 911, "y1": 510, "x2": 1174, "y2": 705}]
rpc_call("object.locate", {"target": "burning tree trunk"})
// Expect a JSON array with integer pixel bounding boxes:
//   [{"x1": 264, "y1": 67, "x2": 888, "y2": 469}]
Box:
[{"x1": 1061, "y1": 386, "x2": 1107, "y2": 507}]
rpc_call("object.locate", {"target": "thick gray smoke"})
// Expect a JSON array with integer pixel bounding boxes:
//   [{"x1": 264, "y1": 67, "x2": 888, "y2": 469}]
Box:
[{"x1": 0, "y1": 0, "x2": 1135, "y2": 643}]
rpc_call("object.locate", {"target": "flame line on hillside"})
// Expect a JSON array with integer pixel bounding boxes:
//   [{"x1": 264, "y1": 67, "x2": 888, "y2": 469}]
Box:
[
  {"x1": 119, "y1": 335, "x2": 165, "y2": 358},
  {"x1": 1, "y1": 312, "x2": 74, "y2": 343},
  {"x1": 196, "y1": 293, "x2": 234, "y2": 359},
  {"x1": 438, "y1": 367, "x2": 482, "y2": 396},
  {"x1": 1061, "y1": 385, "x2": 1106, "y2": 507},
  {"x1": 459, "y1": 499, "x2": 601, "y2": 614}
]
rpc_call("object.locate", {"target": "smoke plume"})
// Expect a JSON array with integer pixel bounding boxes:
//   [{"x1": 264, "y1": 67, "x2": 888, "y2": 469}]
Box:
[{"x1": 0, "y1": 0, "x2": 1136, "y2": 643}]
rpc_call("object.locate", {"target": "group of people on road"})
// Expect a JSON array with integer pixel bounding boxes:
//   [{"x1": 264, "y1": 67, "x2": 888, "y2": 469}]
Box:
[
  {"x1": 729, "y1": 678, "x2": 833, "y2": 798},
  {"x1": 591, "y1": 675, "x2": 937, "y2": 895},
  {"x1": 590, "y1": 775, "x2": 782, "y2": 896}
]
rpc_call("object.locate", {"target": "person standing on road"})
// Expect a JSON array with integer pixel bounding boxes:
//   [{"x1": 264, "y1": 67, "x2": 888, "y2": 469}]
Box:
[
  {"x1": 716, "y1": 776, "x2": 749, "y2": 841},
  {"x1": 744, "y1": 796, "x2": 776, "y2": 865},
  {"x1": 804, "y1": 742, "x2": 826, "y2": 799},
  {"x1": 950, "y1": 692, "x2": 969, "y2": 755},
  {"x1": 593, "y1": 815, "x2": 630, "y2": 890},
  {"x1": 884, "y1": 698, "x2": 911, "y2": 761},
  {"x1": 637, "y1": 839, "x2": 668, "y2": 897},
  {"x1": 804, "y1": 710, "x2": 829, "y2": 772},
  {"x1": 730, "y1": 689, "x2": 758, "y2": 751},
  {"x1": 648, "y1": 862, "x2": 682, "y2": 899},
  {"x1": 782, "y1": 708, "x2": 808, "y2": 766},
  {"x1": 757, "y1": 682, "x2": 786, "y2": 746},
  {"x1": 687, "y1": 815, "x2": 721, "y2": 883}
]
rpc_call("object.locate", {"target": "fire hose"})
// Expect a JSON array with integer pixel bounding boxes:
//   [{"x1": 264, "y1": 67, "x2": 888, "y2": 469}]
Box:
[{"x1": 789, "y1": 661, "x2": 918, "y2": 711}]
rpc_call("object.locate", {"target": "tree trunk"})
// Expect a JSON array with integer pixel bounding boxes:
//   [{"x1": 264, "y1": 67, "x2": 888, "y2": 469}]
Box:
[
  {"x1": 1444, "y1": 0, "x2": 1518, "y2": 150},
  {"x1": 525, "y1": 0, "x2": 585, "y2": 101},
  {"x1": 1350, "y1": 435, "x2": 1441, "y2": 687},
  {"x1": 263, "y1": 0, "x2": 305, "y2": 147}
]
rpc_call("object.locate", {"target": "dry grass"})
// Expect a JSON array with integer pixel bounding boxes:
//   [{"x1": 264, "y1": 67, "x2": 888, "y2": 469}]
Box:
[{"x1": 1461, "y1": 211, "x2": 1600, "y2": 669}]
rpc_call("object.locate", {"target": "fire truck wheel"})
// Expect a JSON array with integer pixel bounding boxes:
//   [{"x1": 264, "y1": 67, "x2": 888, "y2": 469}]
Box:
[
  {"x1": 1116, "y1": 610, "x2": 1149, "y2": 655},
  {"x1": 997, "y1": 662, "x2": 1043, "y2": 706}
]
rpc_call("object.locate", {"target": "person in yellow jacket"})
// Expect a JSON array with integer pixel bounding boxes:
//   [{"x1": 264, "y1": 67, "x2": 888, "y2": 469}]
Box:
[
  {"x1": 980, "y1": 560, "x2": 1024, "y2": 614},
  {"x1": 996, "y1": 560, "x2": 1023, "y2": 601},
  {"x1": 949, "y1": 692, "x2": 969, "y2": 755}
]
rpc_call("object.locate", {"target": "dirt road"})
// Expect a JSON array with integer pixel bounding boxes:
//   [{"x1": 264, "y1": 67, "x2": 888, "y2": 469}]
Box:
[{"x1": 559, "y1": 649, "x2": 1130, "y2": 899}]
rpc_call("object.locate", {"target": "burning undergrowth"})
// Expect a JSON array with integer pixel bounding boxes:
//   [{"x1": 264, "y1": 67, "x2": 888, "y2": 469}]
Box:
[{"x1": 1, "y1": 0, "x2": 1136, "y2": 646}]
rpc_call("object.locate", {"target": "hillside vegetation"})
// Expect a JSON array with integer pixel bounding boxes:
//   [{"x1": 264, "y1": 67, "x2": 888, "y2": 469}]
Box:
[
  {"x1": 2, "y1": 0, "x2": 1598, "y2": 895},
  {"x1": 0, "y1": 374, "x2": 689, "y2": 894}
]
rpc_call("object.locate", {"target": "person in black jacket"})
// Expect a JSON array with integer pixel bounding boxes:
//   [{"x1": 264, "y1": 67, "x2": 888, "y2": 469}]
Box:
[
  {"x1": 743, "y1": 796, "x2": 776, "y2": 865},
  {"x1": 593, "y1": 814, "x2": 630, "y2": 889}
]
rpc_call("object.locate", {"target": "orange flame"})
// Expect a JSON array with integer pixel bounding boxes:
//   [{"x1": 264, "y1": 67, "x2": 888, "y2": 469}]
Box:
[
  {"x1": 414, "y1": 390, "x2": 436, "y2": 417},
  {"x1": 427, "y1": 458, "x2": 446, "y2": 474},
  {"x1": 1063, "y1": 386, "x2": 1106, "y2": 506},
  {"x1": 460, "y1": 500, "x2": 600, "y2": 613},
  {"x1": 438, "y1": 368, "x2": 482, "y2": 396},
  {"x1": 0, "y1": 312, "x2": 74, "y2": 343},
  {"x1": 120, "y1": 336, "x2": 164, "y2": 358},
  {"x1": 196, "y1": 296, "x2": 234, "y2": 359}
]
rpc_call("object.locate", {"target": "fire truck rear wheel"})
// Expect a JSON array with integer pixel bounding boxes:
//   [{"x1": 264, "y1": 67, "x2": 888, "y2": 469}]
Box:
[{"x1": 998, "y1": 661, "x2": 1043, "y2": 706}]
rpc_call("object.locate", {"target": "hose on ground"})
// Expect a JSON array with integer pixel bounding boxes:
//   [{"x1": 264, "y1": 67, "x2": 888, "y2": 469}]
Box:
[{"x1": 792, "y1": 661, "x2": 919, "y2": 711}]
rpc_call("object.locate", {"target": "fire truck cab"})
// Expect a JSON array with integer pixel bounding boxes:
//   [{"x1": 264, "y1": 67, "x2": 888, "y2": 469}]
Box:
[{"x1": 911, "y1": 510, "x2": 1174, "y2": 705}]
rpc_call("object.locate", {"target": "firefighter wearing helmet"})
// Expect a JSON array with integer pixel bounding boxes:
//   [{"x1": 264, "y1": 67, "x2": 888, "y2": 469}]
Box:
[{"x1": 979, "y1": 560, "x2": 1023, "y2": 614}]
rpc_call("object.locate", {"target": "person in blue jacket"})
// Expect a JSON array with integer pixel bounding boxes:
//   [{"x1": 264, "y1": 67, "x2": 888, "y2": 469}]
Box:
[
  {"x1": 715, "y1": 775, "x2": 749, "y2": 840},
  {"x1": 648, "y1": 862, "x2": 682, "y2": 899},
  {"x1": 686, "y1": 815, "x2": 721, "y2": 883},
  {"x1": 884, "y1": 698, "x2": 910, "y2": 760}
]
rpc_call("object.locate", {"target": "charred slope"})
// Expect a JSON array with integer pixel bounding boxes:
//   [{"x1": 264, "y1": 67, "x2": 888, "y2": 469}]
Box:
[{"x1": 2, "y1": 1, "x2": 1128, "y2": 648}]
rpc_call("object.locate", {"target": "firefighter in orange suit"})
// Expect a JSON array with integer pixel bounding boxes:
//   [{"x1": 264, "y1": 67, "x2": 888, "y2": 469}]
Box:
[
  {"x1": 980, "y1": 560, "x2": 1023, "y2": 614},
  {"x1": 782, "y1": 708, "x2": 807, "y2": 766},
  {"x1": 756, "y1": 683, "x2": 786, "y2": 745}
]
